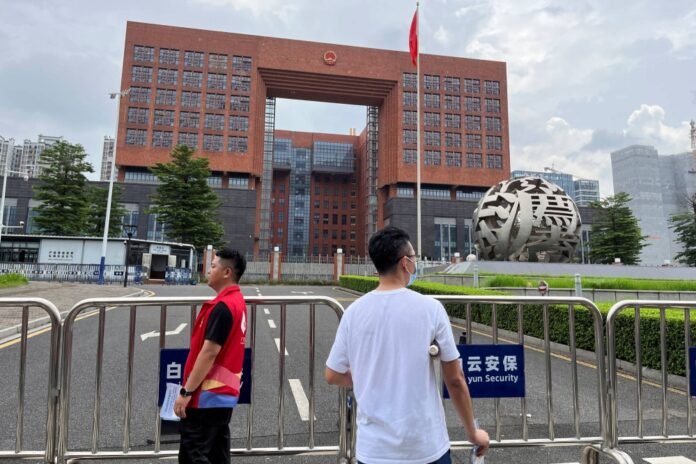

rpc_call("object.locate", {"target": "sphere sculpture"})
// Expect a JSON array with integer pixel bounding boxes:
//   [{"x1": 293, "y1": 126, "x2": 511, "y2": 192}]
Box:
[{"x1": 472, "y1": 176, "x2": 582, "y2": 262}]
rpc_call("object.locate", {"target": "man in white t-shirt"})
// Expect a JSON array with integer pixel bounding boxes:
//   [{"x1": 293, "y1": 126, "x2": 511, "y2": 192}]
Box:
[{"x1": 325, "y1": 226, "x2": 489, "y2": 464}]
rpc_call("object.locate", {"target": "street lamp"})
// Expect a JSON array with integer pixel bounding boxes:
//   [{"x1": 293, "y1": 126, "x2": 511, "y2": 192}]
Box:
[
  {"x1": 99, "y1": 87, "x2": 131, "y2": 285},
  {"x1": 0, "y1": 160, "x2": 29, "y2": 247},
  {"x1": 123, "y1": 224, "x2": 137, "y2": 288}
]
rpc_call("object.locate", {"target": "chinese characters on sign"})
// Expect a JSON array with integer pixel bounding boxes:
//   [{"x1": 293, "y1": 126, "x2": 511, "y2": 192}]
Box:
[{"x1": 445, "y1": 344, "x2": 525, "y2": 398}]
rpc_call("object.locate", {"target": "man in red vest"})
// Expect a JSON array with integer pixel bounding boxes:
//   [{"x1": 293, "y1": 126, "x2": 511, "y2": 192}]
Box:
[{"x1": 174, "y1": 247, "x2": 247, "y2": 464}]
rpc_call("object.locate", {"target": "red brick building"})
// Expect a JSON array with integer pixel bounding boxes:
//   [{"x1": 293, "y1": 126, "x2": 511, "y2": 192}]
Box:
[{"x1": 116, "y1": 21, "x2": 510, "y2": 258}]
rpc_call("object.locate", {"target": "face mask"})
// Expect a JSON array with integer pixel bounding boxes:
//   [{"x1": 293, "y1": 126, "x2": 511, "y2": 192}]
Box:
[{"x1": 405, "y1": 258, "x2": 418, "y2": 287}]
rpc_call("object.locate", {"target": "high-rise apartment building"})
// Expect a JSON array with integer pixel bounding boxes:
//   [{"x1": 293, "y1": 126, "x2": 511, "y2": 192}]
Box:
[
  {"x1": 100, "y1": 136, "x2": 115, "y2": 181},
  {"x1": 0, "y1": 136, "x2": 15, "y2": 171},
  {"x1": 115, "y1": 22, "x2": 510, "y2": 257}
]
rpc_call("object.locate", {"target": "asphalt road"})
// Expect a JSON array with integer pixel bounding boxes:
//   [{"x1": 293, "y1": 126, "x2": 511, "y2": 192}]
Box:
[{"x1": 0, "y1": 283, "x2": 695, "y2": 463}]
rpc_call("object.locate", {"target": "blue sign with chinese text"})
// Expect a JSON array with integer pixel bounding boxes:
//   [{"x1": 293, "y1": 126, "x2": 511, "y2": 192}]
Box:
[{"x1": 444, "y1": 344, "x2": 525, "y2": 398}]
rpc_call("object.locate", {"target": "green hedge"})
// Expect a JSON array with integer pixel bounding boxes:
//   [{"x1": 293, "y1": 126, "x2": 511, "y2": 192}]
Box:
[
  {"x1": 483, "y1": 274, "x2": 696, "y2": 292},
  {"x1": 0, "y1": 273, "x2": 28, "y2": 288},
  {"x1": 339, "y1": 276, "x2": 696, "y2": 376}
]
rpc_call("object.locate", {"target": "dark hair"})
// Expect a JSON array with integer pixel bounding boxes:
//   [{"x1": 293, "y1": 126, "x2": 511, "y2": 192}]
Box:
[
  {"x1": 216, "y1": 247, "x2": 246, "y2": 282},
  {"x1": 368, "y1": 226, "x2": 412, "y2": 274}
]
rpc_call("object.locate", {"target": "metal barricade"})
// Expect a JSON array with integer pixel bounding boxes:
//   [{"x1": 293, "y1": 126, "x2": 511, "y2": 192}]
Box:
[
  {"x1": 606, "y1": 300, "x2": 696, "y2": 455},
  {"x1": 0, "y1": 298, "x2": 62, "y2": 464},
  {"x1": 56, "y1": 296, "x2": 352, "y2": 463}
]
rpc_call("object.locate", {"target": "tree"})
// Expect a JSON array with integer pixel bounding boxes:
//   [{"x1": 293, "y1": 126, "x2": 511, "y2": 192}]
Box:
[
  {"x1": 148, "y1": 145, "x2": 224, "y2": 250},
  {"x1": 669, "y1": 194, "x2": 696, "y2": 266},
  {"x1": 83, "y1": 184, "x2": 127, "y2": 237},
  {"x1": 588, "y1": 192, "x2": 647, "y2": 265},
  {"x1": 34, "y1": 141, "x2": 94, "y2": 235}
]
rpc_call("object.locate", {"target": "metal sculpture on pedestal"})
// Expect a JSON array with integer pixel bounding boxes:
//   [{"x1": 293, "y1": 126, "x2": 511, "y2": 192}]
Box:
[{"x1": 472, "y1": 177, "x2": 581, "y2": 262}]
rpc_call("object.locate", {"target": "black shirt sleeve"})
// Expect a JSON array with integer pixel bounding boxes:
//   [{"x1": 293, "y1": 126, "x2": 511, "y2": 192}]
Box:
[{"x1": 205, "y1": 302, "x2": 233, "y2": 346}]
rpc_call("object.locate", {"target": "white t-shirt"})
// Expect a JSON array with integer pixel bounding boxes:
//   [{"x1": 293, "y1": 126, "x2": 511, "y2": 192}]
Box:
[{"x1": 326, "y1": 287, "x2": 460, "y2": 464}]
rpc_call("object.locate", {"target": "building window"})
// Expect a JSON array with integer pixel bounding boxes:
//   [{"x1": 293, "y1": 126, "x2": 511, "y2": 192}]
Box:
[
  {"x1": 467, "y1": 153, "x2": 483, "y2": 168},
  {"x1": 131, "y1": 66, "x2": 152, "y2": 83},
  {"x1": 179, "y1": 112, "x2": 200, "y2": 129},
  {"x1": 157, "y1": 68, "x2": 177, "y2": 85},
  {"x1": 487, "y1": 135, "x2": 503, "y2": 151},
  {"x1": 424, "y1": 112, "x2": 440, "y2": 127},
  {"x1": 204, "y1": 113, "x2": 224, "y2": 130},
  {"x1": 129, "y1": 87, "x2": 150, "y2": 104},
  {"x1": 466, "y1": 134, "x2": 482, "y2": 149},
  {"x1": 403, "y1": 110, "x2": 417, "y2": 126},
  {"x1": 424, "y1": 74, "x2": 440, "y2": 91},
  {"x1": 487, "y1": 153, "x2": 503, "y2": 169},
  {"x1": 464, "y1": 78, "x2": 480, "y2": 93},
  {"x1": 152, "y1": 130, "x2": 173, "y2": 148},
  {"x1": 444, "y1": 113, "x2": 461, "y2": 129},
  {"x1": 178, "y1": 132, "x2": 198, "y2": 149},
  {"x1": 153, "y1": 109, "x2": 174, "y2": 127},
  {"x1": 228, "y1": 136, "x2": 248, "y2": 153},
  {"x1": 203, "y1": 134, "x2": 223, "y2": 152},
  {"x1": 484, "y1": 80, "x2": 500, "y2": 95},
  {"x1": 397, "y1": 186, "x2": 414, "y2": 197},
  {"x1": 229, "y1": 115, "x2": 249, "y2": 132},
  {"x1": 486, "y1": 116, "x2": 502, "y2": 132},
  {"x1": 403, "y1": 91, "x2": 417, "y2": 106},
  {"x1": 182, "y1": 70, "x2": 203, "y2": 88},
  {"x1": 125, "y1": 129, "x2": 147, "y2": 146},
  {"x1": 424, "y1": 93, "x2": 440, "y2": 109},
  {"x1": 133, "y1": 45, "x2": 154, "y2": 62},
  {"x1": 445, "y1": 132, "x2": 461, "y2": 148},
  {"x1": 444, "y1": 95, "x2": 460, "y2": 111},
  {"x1": 444, "y1": 76, "x2": 460, "y2": 93},
  {"x1": 403, "y1": 129, "x2": 417, "y2": 145},
  {"x1": 207, "y1": 175, "x2": 222, "y2": 187},
  {"x1": 456, "y1": 190, "x2": 484, "y2": 201},
  {"x1": 184, "y1": 51, "x2": 205, "y2": 68},
  {"x1": 425, "y1": 131, "x2": 440, "y2": 147},
  {"x1": 206, "y1": 93, "x2": 226, "y2": 110},
  {"x1": 181, "y1": 91, "x2": 201, "y2": 108},
  {"x1": 159, "y1": 48, "x2": 179, "y2": 65},
  {"x1": 403, "y1": 149, "x2": 416, "y2": 164},
  {"x1": 207, "y1": 73, "x2": 227, "y2": 90},
  {"x1": 155, "y1": 88, "x2": 176, "y2": 106},
  {"x1": 124, "y1": 169, "x2": 158, "y2": 184},
  {"x1": 232, "y1": 55, "x2": 252, "y2": 72},
  {"x1": 147, "y1": 213, "x2": 167, "y2": 241},
  {"x1": 465, "y1": 96, "x2": 481, "y2": 112},
  {"x1": 127, "y1": 107, "x2": 149, "y2": 124},
  {"x1": 485, "y1": 98, "x2": 501, "y2": 113},
  {"x1": 446, "y1": 151, "x2": 462, "y2": 167},
  {"x1": 402, "y1": 72, "x2": 417, "y2": 88},
  {"x1": 424, "y1": 150, "x2": 441, "y2": 166},
  {"x1": 434, "y1": 218, "x2": 457, "y2": 260},
  {"x1": 208, "y1": 53, "x2": 228, "y2": 69},
  {"x1": 231, "y1": 96, "x2": 250, "y2": 112},
  {"x1": 229, "y1": 175, "x2": 248, "y2": 189},
  {"x1": 231, "y1": 75, "x2": 251, "y2": 92},
  {"x1": 466, "y1": 115, "x2": 481, "y2": 131},
  {"x1": 422, "y1": 187, "x2": 449, "y2": 198}
]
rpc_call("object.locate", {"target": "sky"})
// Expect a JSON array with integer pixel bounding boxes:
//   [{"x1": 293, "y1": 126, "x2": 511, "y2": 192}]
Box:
[{"x1": 1, "y1": 0, "x2": 695, "y2": 196}]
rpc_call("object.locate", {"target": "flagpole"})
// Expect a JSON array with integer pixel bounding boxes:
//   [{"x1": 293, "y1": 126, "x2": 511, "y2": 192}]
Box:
[{"x1": 415, "y1": 1, "x2": 422, "y2": 260}]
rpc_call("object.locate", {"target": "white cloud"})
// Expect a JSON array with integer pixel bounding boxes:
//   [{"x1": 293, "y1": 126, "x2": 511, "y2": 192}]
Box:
[
  {"x1": 192, "y1": 0, "x2": 302, "y2": 21},
  {"x1": 624, "y1": 104, "x2": 692, "y2": 153},
  {"x1": 433, "y1": 26, "x2": 450, "y2": 46}
]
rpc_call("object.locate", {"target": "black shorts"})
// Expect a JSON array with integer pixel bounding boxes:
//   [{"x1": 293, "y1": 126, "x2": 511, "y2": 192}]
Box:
[{"x1": 178, "y1": 408, "x2": 233, "y2": 464}]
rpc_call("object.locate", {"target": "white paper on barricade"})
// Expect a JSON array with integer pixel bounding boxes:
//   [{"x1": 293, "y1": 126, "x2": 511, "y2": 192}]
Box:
[{"x1": 160, "y1": 382, "x2": 181, "y2": 422}]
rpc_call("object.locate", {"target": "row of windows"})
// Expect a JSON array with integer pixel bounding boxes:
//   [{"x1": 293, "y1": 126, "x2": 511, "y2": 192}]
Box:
[
  {"x1": 127, "y1": 108, "x2": 249, "y2": 131},
  {"x1": 204, "y1": 175, "x2": 249, "y2": 189},
  {"x1": 396, "y1": 187, "x2": 485, "y2": 200},
  {"x1": 402, "y1": 150, "x2": 503, "y2": 169},
  {"x1": 129, "y1": 89, "x2": 251, "y2": 112},
  {"x1": 403, "y1": 112, "x2": 502, "y2": 131},
  {"x1": 133, "y1": 46, "x2": 252, "y2": 72},
  {"x1": 403, "y1": 93, "x2": 502, "y2": 113},
  {"x1": 131, "y1": 66, "x2": 252, "y2": 91},
  {"x1": 402, "y1": 131, "x2": 503, "y2": 149},
  {"x1": 402, "y1": 73, "x2": 500, "y2": 95},
  {"x1": 126, "y1": 129, "x2": 249, "y2": 152}
]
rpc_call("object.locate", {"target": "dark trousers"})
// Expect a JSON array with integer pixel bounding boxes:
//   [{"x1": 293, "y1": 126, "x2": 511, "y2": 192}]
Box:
[
  {"x1": 179, "y1": 408, "x2": 233, "y2": 464},
  {"x1": 358, "y1": 449, "x2": 451, "y2": 464}
]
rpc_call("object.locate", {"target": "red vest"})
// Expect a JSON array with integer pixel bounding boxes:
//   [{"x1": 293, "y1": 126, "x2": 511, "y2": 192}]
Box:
[{"x1": 184, "y1": 284, "x2": 247, "y2": 409}]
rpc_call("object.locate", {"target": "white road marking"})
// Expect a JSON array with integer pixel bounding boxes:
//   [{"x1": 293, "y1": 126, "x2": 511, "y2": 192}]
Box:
[
  {"x1": 274, "y1": 338, "x2": 289, "y2": 355},
  {"x1": 140, "y1": 323, "x2": 187, "y2": 341},
  {"x1": 268, "y1": 319, "x2": 276, "y2": 329},
  {"x1": 644, "y1": 457, "x2": 696, "y2": 464},
  {"x1": 288, "y1": 379, "x2": 315, "y2": 421},
  {"x1": 263, "y1": 308, "x2": 270, "y2": 315}
]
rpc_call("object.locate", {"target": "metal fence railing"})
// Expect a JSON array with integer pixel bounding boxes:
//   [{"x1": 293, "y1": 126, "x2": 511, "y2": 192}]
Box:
[{"x1": 0, "y1": 263, "x2": 144, "y2": 284}]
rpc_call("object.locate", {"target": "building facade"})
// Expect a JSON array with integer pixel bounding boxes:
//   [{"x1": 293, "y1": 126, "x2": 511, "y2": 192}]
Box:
[
  {"x1": 0, "y1": 135, "x2": 65, "y2": 179},
  {"x1": 114, "y1": 21, "x2": 511, "y2": 259},
  {"x1": 510, "y1": 169, "x2": 600, "y2": 207},
  {"x1": 611, "y1": 145, "x2": 695, "y2": 266},
  {"x1": 573, "y1": 179, "x2": 600, "y2": 207},
  {"x1": 100, "y1": 136, "x2": 115, "y2": 181}
]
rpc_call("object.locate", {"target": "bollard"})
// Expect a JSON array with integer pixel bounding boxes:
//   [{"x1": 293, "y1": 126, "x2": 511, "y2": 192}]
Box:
[
  {"x1": 459, "y1": 331, "x2": 467, "y2": 345},
  {"x1": 473, "y1": 265, "x2": 479, "y2": 288},
  {"x1": 574, "y1": 273, "x2": 582, "y2": 297}
]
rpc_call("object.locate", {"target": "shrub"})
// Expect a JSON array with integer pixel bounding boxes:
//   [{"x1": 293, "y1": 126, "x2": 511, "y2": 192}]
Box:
[{"x1": 0, "y1": 273, "x2": 28, "y2": 288}]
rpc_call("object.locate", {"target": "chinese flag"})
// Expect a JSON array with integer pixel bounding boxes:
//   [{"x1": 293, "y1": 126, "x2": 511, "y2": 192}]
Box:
[{"x1": 409, "y1": 9, "x2": 418, "y2": 67}]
